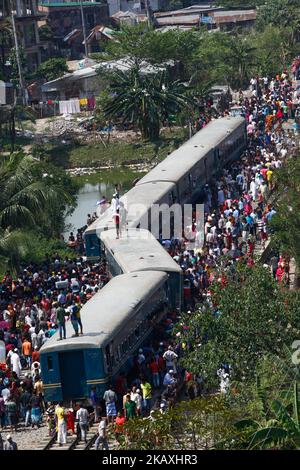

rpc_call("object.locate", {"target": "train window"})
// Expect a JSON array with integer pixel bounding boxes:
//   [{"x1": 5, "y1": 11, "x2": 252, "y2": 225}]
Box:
[
  {"x1": 47, "y1": 356, "x2": 53, "y2": 371},
  {"x1": 134, "y1": 326, "x2": 140, "y2": 338}
]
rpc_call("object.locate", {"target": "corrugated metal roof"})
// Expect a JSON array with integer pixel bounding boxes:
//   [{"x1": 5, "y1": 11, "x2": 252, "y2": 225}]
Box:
[
  {"x1": 156, "y1": 15, "x2": 200, "y2": 26},
  {"x1": 213, "y1": 9, "x2": 257, "y2": 23}
]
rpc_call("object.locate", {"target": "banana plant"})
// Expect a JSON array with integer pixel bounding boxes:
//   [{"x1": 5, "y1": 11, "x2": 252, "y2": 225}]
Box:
[{"x1": 235, "y1": 382, "x2": 300, "y2": 449}]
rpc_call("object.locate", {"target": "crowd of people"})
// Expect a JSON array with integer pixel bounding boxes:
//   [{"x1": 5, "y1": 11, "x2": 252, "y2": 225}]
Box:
[
  {"x1": 0, "y1": 256, "x2": 109, "y2": 443},
  {"x1": 0, "y1": 71, "x2": 298, "y2": 449},
  {"x1": 167, "y1": 72, "x2": 298, "y2": 310}
]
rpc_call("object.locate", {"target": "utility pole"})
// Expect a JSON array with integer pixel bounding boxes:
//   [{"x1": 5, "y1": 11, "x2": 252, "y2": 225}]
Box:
[
  {"x1": 144, "y1": 0, "x2": 152, "y2": 28},
  {"x1": 80, "y1": 0, "x2": 89, "y2": 57},
  {"x1": 11, "y1": 4, "x2": 27, "y2": 105}
]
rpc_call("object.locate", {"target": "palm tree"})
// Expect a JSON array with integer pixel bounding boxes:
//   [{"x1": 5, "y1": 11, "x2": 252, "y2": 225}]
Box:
[
  {"x1": 0, "y1": 153, "x2": 71, "y2": 270},
  {"x1": 226, "y1": 39, "x2": 257, "y2": 90},
  {"x1": 235, "y1": 381, "x2": 300, "y2": 449},
  {"x1": 104, "y1": 67, "x2": 190, "y2": 141}
]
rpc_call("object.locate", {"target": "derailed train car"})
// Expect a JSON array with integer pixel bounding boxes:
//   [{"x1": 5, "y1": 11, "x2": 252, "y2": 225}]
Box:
[
  {"x1": 84, "y1": 116, "x2": 246, "y2": 258},
  {"x1": 40, "y1": 117, "x2": 246, "y2": 401},
  {"x1": 41, "y1": 272, "x2": 169, "y2": 400}
]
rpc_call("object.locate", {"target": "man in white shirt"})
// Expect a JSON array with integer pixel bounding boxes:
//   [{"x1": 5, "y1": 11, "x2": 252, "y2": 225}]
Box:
[
  {"x1": 76, "y1": 404, "x2": 89, "y2": 443},
  {"x1": 11, "y1": 349, "x2": 22, "y2": 378},
  {"x1": 95, "y1": 417, "x2": 109, "y2": 450},
  {"x1": 130, "y1": 386, "x2": 142, "y2": 416},
  {"x1": 163, "y1": 346, "x2": 178, "y2": 373}
]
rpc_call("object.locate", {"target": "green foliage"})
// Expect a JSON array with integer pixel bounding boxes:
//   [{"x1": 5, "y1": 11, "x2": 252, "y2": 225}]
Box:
[
  {"x1": 103, "y1": 67, "x2": 190, "y2": 140},
  {"x1": 250, "y1": 25, "x2": 297, "y2": 76},
  {"x1": 176, "y1": 263, "x2": 300, "y2": 388},
  {"x1": 35, "y1": 57, "x2": 68, "y2": 82},
  {"x1": 271, "y1": 156, "x2": 300, "y2": 270},
  {"x1": 0, "y1": 19, "x2": 12, "y2": 80},
  {"x1": 0, "y1": 152, "x2": 77, "y2": 272},
  {"x1": 215, "y1": 0, "x2": 264, "y2": 7},
  {"x1": 41, "y1": 127, "x2": 188, "y2": 168},
  {"x1": 94, "y1": 26, "x2": 202, "y2": 80},
  {"x1": 8, "y1": 46, "x2": 26, "y2": 86},
  {"x1": 116, "y1": 396, "x2": 239, "y2": 450},
  {"x1": 234, "y1": 381, "x2": 300, "y2": 449},
  {"x1": 38, "y1": 24, "x2": 53, "y2": 42}
]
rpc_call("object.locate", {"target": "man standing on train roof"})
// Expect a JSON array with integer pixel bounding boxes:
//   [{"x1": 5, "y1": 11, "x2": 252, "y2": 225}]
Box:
[
  {"x1": 70, "y1": 300, "x2": 80, "y2": 337},
  {"x1": 56, "y1": 303, "x2": 67, "y2": 341},
  {"x1": 111, "y1": 192, "x2": 120, "y2": 214}
]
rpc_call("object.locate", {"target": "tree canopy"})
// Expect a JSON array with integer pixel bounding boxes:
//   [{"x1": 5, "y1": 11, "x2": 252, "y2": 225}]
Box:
[
  {"x1": 103, "y1": 67, "x2": 190, "y2": 140},
  {"x1": 176, "y1": 263, "x2": 300, "y2": 388},
  {"x1": 271, "y1": 155, "x2": 300, "y2": 271},
  {"x1": 35, "y1": 57, "x2": 69, "y2": 82}
]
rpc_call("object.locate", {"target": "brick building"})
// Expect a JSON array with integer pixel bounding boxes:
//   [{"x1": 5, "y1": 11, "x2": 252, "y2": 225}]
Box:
[{"x1": 0, "y1": 0, "x2": 44, "y2": 72}]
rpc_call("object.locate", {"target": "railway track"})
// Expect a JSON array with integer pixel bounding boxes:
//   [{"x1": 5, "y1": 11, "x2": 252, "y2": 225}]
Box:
[{"x1": 37, "y1": 418, "x2": 99, "y2": 451}]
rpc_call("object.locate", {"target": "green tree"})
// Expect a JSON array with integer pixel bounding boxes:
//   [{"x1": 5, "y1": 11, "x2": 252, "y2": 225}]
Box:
[
  {"x1": 117, "y1": 396, "x2": 239, "y2": 450},
  {"x1": 38, "y1": 24, "x2": 53, "y2": 42},
  {"x1": 35, "y1": 57, "x2": 69, "y2": 82},
  {"x1": 92, "y1": 25, "x2": 201, "y2": 80},
  {"x1": 8, "y1": 46, "x2": 26, "y2": 86},
  {"x1": 251, "y1": 25, "x2": 297, "y2": 76},
  {"x1": 176, "y1": 263, "x2": 300, "y2": 388},
  {"x1": 256, "y1": 0, "x2": 300, "y2": 44},
  {"x1": 235, "y1": 382, "x2": 300, "y2": 449},
  {"x1": 225, "y1": 38, "x2": 257, "y2": 89},
  {"x1": 0, "y1": 152, "x2": 74, "y2": 270},
  {"x1": 0, "y1": 19, "x2": 12, "y2": 80},
  {"x1": 103, "y1": 67, "x2": 189, "y2": 140},
  {"x1": 271, "y1": 156, "x2": 300, "y2": 272},
  {"x1": 215, "y1": 0, "x2": 264, "y2": 7}
]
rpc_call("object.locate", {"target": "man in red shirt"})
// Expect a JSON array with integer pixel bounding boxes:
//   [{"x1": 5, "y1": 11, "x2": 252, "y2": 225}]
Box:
[
  {"x1": 32, "y1": 346, "x2": 40, "y2": 363},
  {"x1": 22, "y1": 338, "x2": 32, "y2": 368},
  {"x1": 114, "y1": 412, "x2": 125, "y2": 444},
  {"x1": 149, "y1": 358, "x2": 160, "y2": 388}
]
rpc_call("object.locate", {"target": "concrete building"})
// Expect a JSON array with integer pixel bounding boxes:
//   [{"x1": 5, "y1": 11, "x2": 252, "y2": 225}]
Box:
[
  {"x1": 107, "y1": 0, "x2": 169, "y2": 17},
  {"x1": 154, "y1": 6, "x2": 257, "y2": 31},
  {"x1": 0, "y1": 0, "x2": 44, "y2": 72},
  {"x1": 38, "y1": 1, "x2": 109, "y2": 58}
]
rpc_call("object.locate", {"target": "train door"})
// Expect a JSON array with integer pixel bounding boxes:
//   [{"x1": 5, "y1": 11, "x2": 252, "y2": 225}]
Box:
[
  {"x1": 59, "y1": 351, "x2": 87, "y2": 400},
  {"x1": 214, "y1": 148, "x2": 221, "y2": 177},
  {"x1": 204, "y1": 157, "x2": 208, "y2": 183}
]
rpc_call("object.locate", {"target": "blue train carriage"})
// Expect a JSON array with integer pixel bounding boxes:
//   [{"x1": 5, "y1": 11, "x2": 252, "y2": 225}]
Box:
[
  {"x1": 40, "y1": 271, "x2": 170, "y2": 402},
  {"x1": 136, "y1": 116, "x2": 246, "y2": 203},
  {"x1": 84, "y1": 180, "x2": 178, "y2": 258},
  {"x1": 100, "y1": 228, "x2": 182, "y2": 310}
]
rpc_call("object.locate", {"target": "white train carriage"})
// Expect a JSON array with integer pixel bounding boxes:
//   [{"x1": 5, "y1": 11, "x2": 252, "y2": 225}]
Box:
[
  {"x1": 101, "y1": 229, "x2": 182, "y2": 309},
  {"x1": 136, "y1": 116, "x2": 246, "y2": 203}
]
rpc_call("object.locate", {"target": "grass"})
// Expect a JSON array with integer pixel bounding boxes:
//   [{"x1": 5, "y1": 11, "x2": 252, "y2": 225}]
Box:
[
  {"x1": 0, "y1": 135, "x2": 32, "y2": 152},
  {"x1": 72, "y1": 168, "x2": 147, "y2": 187},
  {"x1": 45, "y1": 127, "x2": 189, "y2": 169}
]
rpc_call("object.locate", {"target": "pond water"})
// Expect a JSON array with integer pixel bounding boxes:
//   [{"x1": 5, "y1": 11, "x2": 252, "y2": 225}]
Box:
[{"x1": 64, "y1": 168, "x2": 146, "y2": 237}]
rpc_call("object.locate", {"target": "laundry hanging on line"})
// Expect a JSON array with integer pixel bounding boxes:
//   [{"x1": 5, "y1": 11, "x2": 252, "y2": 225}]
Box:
[{"x1": 59, "y1": 99, "x2": 81, "y2": 115}]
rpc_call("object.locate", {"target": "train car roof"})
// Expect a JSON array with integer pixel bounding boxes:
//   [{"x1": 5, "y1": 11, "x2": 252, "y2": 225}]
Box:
[
  {"x1": 101, "y1": 229, "x2": 182, "y2": 274},
  {"x1": 84, "y1": 181, "x2": 176, "y2": 236},
  {"x1": 136, "y1": 116, "x2": 245, "y2": 185},
  {"x1": 40, "y1": 271, "x2": 168, "y2": 353}
]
